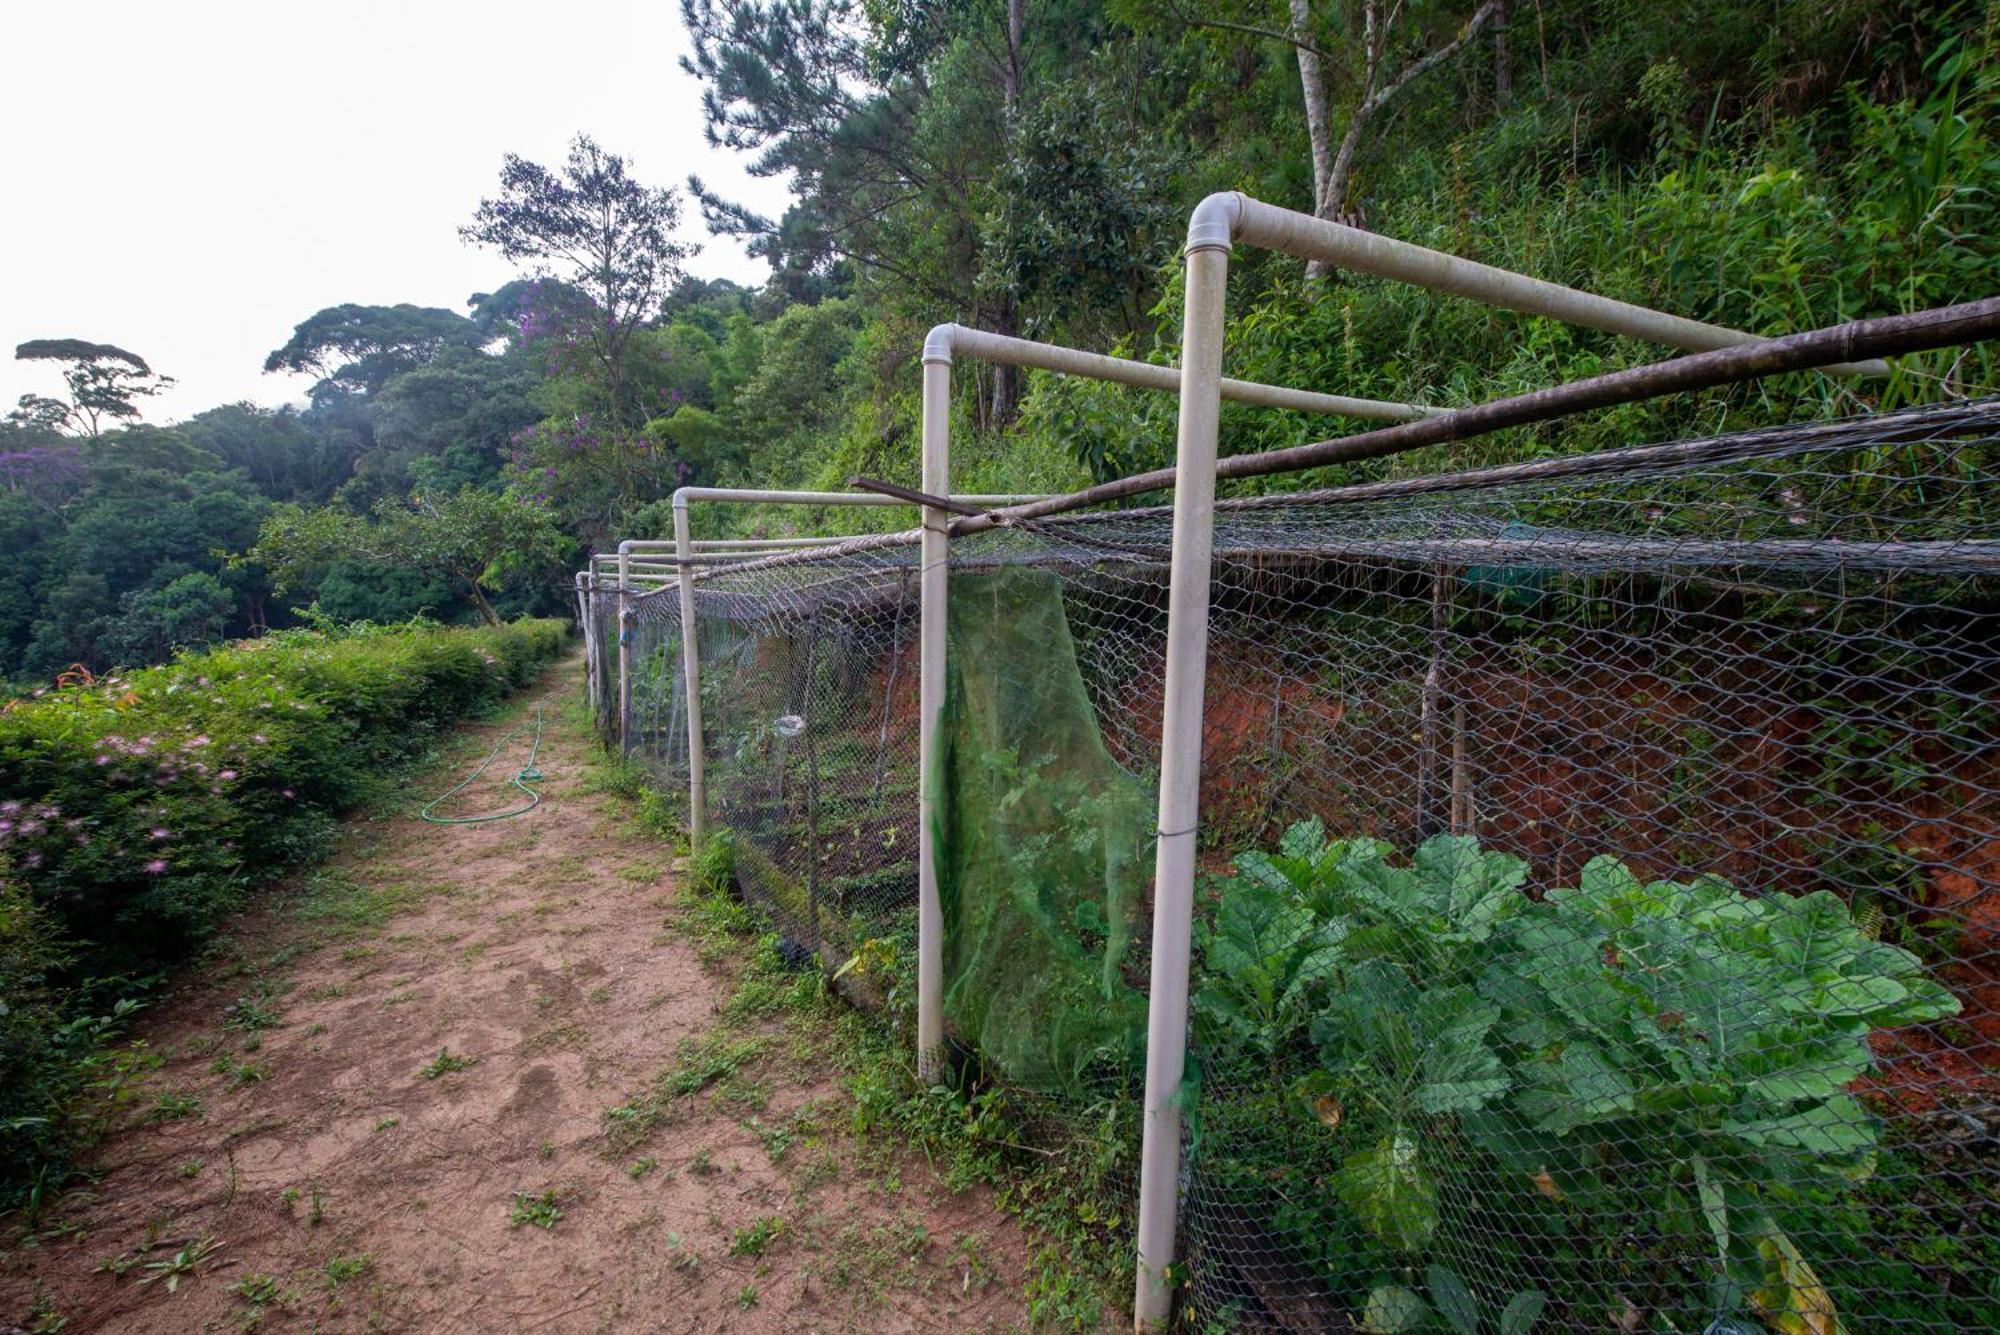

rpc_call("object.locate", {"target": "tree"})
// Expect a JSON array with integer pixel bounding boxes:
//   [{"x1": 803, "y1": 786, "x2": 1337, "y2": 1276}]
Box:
[
  {"x1": 178, "y1": 402, "x2": 361, "y2": 503},
  {"x1": 251, "y1": 487, "x2": 568, "y2": 625},
  {"x1": 1181, "y1": 0, "x2": 1499, "y2": 275},
  {"x1": 262, "y1": 304, "x2": 487, "y2": 403},
  {"x1": 101, "y1": 572, "x2": 236, "y2": 664},
  {"x1": 679, "y1": 0, "x2": 987, "y2": 298},
  {"x1": 9, "y1": 339, "x2": 174, "y2": 438},
  {"x1": 460, "y1": 135, "x2": 694, "y2": 436}
]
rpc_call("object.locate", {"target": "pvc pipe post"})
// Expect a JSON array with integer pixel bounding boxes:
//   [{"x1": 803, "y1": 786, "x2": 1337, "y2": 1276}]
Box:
[
  {"x1": 916, "y1": 353, "x2": 951, "y2": 1086},
  {"x1": 616, "y1": 551, "x2": 632, "y2": 756},
  {"x1": 1132, "y1": 243, "x2": 1232, "y2": 1331},
  {"x1": 672, "y1": 501, "x2": 709, "y2": 843}
]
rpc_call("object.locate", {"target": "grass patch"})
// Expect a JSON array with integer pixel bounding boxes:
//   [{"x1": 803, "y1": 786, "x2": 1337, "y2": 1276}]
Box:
[
  {"x1": 322, "y1": 1253, "x2": 372, "y2": 1287},
  {"x1": 509, "y1": 1188, "x2": 563, "y2": 1230},
  {"x1": 730, "y1": 1215, "x2": 783, "y2": 1258},
  {"x1": 601, "y1": 1031, "x2": 768, "y2": 1152},
  {"x1": 415, "y1": 1048, "x2": 477, "y2": 1080}
]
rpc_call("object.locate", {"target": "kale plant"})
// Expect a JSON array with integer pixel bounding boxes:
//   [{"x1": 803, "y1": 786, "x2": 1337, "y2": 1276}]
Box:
[{"x1": 1190, "y1": 822, "x2": 1960, "y2": 1333}]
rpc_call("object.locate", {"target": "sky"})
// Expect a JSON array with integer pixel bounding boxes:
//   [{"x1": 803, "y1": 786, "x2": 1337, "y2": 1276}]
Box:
[{"x1": 0, "y1": 0, "x2": 790, "y2": 423}]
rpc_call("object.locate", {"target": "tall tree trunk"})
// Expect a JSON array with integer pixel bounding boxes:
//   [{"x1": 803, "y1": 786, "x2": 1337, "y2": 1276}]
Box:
[
  {"x1": 1302, "y1": 0, "x2": 1503, "y2": 280},
  {"x1": 460, "y1": 576, "x2": 502, "y2": 626},
  {"x1": 989, "y1": 0, "x2": 1026, "y2": 426},
  {"x1": 1005, "y1": 0, "x2": 1023, "y2": 104},
  {"x1": 1492, "y1": 0, "x2": 1511, "y2": 105},
  {"x1": 989, "y1": 304, "x2": 1021, "y2": 426},
  {"x1": 1291, "y1": 0, "x2": 1335, "y2": 218}
]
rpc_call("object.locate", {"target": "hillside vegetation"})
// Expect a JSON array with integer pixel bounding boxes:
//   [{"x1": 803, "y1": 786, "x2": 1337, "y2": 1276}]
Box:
[{"x1": 4, "y1": 2, "x2": 1996, "y2": 688}]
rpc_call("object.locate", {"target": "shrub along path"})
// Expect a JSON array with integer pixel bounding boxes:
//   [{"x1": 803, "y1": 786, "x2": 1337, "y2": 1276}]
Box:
[{"x1": 0, "y1": 655, "x2": 1032, "y2": 1333}]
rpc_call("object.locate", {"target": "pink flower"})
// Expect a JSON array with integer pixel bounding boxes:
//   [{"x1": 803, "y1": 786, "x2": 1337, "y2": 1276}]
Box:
[
  {"x1": 144, "y1": 859, "x2": 168, "y2": 874},
  {"x1": 219, "y1": 770, "x2": 239, "y2": 782},
  {"x1": 281, "y1": 789, "x2": 296, "y2": 800},
  {"x1": 150, "y1": 827, "x2": 171, "y2": 840}
]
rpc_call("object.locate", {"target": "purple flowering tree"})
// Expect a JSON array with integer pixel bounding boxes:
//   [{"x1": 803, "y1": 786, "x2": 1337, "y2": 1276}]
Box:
[
  {"x1": 460, "y1": 135, "x2": 695, "y2": 507},
  {"x1": 0, "y1": 442, "x2": 86, "y2": 512}
]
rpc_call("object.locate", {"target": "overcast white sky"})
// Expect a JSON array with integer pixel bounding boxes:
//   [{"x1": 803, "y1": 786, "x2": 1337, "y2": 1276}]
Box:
[{"x1": 0, "y1": 0, "x2": 789, "y2": 423}]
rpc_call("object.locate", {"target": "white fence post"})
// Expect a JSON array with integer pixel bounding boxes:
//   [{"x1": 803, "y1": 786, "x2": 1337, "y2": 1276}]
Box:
[
  {"x1": 1132, "y1": 211, "x2": 1234, "y2": 1330},
  {"x1": 916, "y1": 327, "x2": 953, "y2": 1084},
  {"x1": 616, "y1": 549, "x2": 632, "y2": 756},
  {"x1": 672, "y1": 495, "x2": 709, "y2": 843}
]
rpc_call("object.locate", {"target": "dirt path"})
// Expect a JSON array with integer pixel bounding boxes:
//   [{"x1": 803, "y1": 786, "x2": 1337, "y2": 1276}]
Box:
[{"x1": 1, "y1": 656, "x2": 1032, "y2": 1333}]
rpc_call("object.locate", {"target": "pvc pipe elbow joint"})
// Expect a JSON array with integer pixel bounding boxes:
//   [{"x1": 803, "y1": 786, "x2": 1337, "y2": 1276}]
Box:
[
  {"x1": 922, "y1": 323, "x2": 960, "y2": 366},
  {"x1": 1186, "y1": 193, "x2": 1244, "y2": 255}
]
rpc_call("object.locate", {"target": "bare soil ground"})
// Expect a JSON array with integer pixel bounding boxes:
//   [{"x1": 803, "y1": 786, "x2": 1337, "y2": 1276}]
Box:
[{"x1": 0, "y1": 656, "x2": 1032, "y2": 1333}]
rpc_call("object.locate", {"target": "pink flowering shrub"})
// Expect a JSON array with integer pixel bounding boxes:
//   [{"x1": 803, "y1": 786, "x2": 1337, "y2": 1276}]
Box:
[{"x1": 1, "y1": 617, "x2": 565, "y2": 1191}]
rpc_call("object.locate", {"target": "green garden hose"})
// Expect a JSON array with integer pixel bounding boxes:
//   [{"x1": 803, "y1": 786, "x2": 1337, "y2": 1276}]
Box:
[{"x1": 420, "y1": 707, "x2": 546, "y2": 824}]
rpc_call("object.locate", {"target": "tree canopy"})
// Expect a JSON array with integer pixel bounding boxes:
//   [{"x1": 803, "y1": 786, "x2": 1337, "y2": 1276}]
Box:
[
  {"x1": 10, "y1": 339, "x2": 175, "y2": 438},
  {"x1": 5, "y1": 0, "x2": 1996, "y2": 691}
]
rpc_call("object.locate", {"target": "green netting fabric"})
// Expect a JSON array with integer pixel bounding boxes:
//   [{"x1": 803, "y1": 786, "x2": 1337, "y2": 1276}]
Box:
[{"x1": 930, "y1": 566, "x2": 1152, "y2": 1089}]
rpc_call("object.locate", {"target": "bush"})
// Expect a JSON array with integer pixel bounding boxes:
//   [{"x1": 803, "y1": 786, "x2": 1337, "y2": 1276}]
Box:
[{"x1": 0, "y1": 617, "x2": 566, "y2": 1197}]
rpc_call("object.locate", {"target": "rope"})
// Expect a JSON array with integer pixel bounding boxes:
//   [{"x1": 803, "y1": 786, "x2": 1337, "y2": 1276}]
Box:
[{"x1": 419, "y1": 707, "x2": 546, "y2": 825}]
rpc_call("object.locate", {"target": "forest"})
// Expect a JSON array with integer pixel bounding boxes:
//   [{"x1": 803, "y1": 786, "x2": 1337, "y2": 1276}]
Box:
[{"x1": 3, "y1": 0, "x2": 1994, "y2": 688}]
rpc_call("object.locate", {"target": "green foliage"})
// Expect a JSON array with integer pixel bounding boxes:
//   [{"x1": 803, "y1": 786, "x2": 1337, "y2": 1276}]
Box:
[
  {"x1": 416, "y1": 1047, "x2": 478, "y2": 1080},
  {"x1": 509, "y1": 1188, "x2": 564, "y2": 1229},
  {"x1": 1192, "y1": 823, "x2": 1960, "y2": 1329},
  {"x1": 729, "y1": 1215, "x2": 782, "y2": 1257},
  {"x1": 252, "y1": 487, "x2": 569, "y2": 626},
  {"x1": 686, "y1": 829, "x2": 737, "y2": 898},
  {"x1": 10, "y1": 338, "x2": 174, "y2": 439},
  {"x1": 262, "y1": 303, "x2": 486, "y2": 403}
]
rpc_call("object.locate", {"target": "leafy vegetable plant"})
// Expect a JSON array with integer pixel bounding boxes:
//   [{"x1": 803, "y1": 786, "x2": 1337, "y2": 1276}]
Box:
[{"x1": 1191, "y1": 822, "x2": 1960, "y2": 1332}]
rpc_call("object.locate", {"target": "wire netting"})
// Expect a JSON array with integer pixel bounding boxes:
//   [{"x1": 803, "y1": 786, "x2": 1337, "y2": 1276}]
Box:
[
  {"x1": 583, "y1": 583, "x2": 619, "y2": 745},
  {"x1": 630, "y1": 549, "x2": 924, "y2": 995},
  {"x1": 625, "y1": 600, "x2": 688, "y2": 791},
  {"x1": 614, "y1": 396, "x2": 2000, "y2": 1333}
]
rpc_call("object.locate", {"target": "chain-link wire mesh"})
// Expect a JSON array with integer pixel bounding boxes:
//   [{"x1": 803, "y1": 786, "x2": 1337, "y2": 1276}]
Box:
[
  {"x1": 583, "y1": 583, "x2": 620, "y2": 745},
  {"x1": 625, "y1": 598, "x2": 688, "y2": 793},
  {"x1": 629, "y1": 549, "x2": 925, "y2": 999},
  {"x1": 611, "y1": 396, "x2": 2000, "y2": 1333},
  {"x1": 1129, "y1": 397, "x2": 2000, "y2": 1333}
]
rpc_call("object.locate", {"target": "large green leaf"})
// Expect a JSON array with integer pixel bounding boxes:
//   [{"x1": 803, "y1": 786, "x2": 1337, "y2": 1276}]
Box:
[
  {"x1": 1197, "y1": 867, "x2": 1347, "y2": 1055},
  {"x1": 1426, "y1": 1264, "x2": 1480, "y2": 1335},
  {"x1": 1727, "y1": 1023, "x2": 1872, "y2": 1107},
  {"x1": 1279, "y1": 817, "x2": 1329, "y2": 863},
  {"x1": 1499, "y1": 1288, "x2": 1548, "y2": 1335},
  {"x1": 1725, "y1": 1093, "x2": 1878, "y2": 1164},
  {"x1": 1412, "y1": 834, "x2": 1530, "y2": 941},
  {"x1": 1334, "y1": 1133, "x2": 1438, "y2": 1252},
  {"x1": 1415, "y1": 985, "x2": 1509, "y2": 1114},
  {"x1": 1315, "y1": 958, "x2": 1420, "y2": 1070},
  {"x1": 1516, "y1": 1041, "x2": 1636, "y2": 1134}
]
